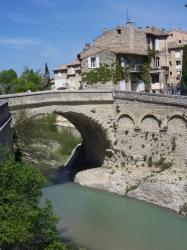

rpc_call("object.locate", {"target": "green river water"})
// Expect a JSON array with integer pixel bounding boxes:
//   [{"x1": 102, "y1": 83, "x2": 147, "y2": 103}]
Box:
[{"x1": 42, "y1": 182, "x2": 187, "y2": 250}]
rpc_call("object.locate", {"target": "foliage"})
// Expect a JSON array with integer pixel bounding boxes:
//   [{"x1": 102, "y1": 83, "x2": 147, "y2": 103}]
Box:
[
  {"x1": 139, "y1": 62, "x2": 151, "y2": 91},
  {"x1": 0, "y1": 151, "x2": 65, "y2": 250},
  {"x1": 171, "y1": 137, "x2": 176, "y2": 152},
  {"x1": 13, "y1": 111, "x2": 81, "y2": 168},
  {"x1": 112, "y1": 59, "x2": 124, "y2": 85},
  {"x1": 182, "y1": 45, "x2": 187, "y2": 92},
  {"x1": 82, "y1": 64, "x2": 112, "y2": 84},
  {"x1": 0, "y1": 69, "x2": 17, "y2": 84},
  {"x1": 0, "y1": 69, "x2": 17, "y2": 94},
  {"x1": 12, "y1": 67, "x2": 43, "y2": 93},
  {"x1": 153, "y1": 157, "x2": 173, "y2": 172},
  {"x1": 147, "y1": 48, "x2": 157, "y2": 63}
]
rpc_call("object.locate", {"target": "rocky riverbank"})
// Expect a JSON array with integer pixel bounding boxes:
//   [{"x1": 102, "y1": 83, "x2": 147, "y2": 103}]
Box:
[{"x1": 75, "y1": 163, "x2": 187, "y2": 214}]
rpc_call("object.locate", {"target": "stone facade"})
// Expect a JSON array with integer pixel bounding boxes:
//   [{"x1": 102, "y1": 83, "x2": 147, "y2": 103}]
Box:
[
  {"x1": 53, "y1": 60, "x2": 81, "y2": 91},
  {"x1": 167, "y1": 30, "x2": 187, "y2": 85},
  {"x1": 79, "y1": 23, "x2": 169, "y2": 92}
]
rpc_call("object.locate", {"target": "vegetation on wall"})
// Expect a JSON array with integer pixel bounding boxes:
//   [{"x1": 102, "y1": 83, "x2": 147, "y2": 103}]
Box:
[
  {"x1": 82, "y1": 64, "x2": 112, "y2": 85},
  {"x1": 82, "y1": 60, "x2": 126, "y2": 85}
]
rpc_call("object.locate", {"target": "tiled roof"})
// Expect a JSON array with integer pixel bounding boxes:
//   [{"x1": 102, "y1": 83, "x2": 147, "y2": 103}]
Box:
[
  {"x1": 144, "y1": 27, "x2": 169, "y2": 36},
  {"x1": 53, "y1": 60, "x2": 80, "y2": 71},
  {"x1": 79, "y1": 45, "x2": 148, "y2": 59}
]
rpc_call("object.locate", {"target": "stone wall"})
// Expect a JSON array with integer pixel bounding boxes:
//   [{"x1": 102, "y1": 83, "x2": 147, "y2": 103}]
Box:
[
  {"x1": 94, "y1": 23, "x2": 148, "y2": 55},
  {"x1": 81, "y1": 51, "x2": 116, "y2": 73},
  {"x1": 105, "y1": 91, "x2": 187, "y2": 170}
]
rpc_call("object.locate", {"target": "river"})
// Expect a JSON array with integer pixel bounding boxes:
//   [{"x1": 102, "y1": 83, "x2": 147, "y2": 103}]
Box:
[{"x1": 42, "y1": 182, "x2": 187, "y2": 250}]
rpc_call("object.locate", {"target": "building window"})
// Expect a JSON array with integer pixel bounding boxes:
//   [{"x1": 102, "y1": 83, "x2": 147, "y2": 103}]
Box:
[
  {"x1": 169, "y1": 61, "x2": 172, "y2": 66},
  {"x1": 88, "y1": 57, "x2": 100, "y2": 68},
  {"x1": 176, "y1": 60, "x2": 181, "y2": 65},
  {"x1": 170, "y1": 72, "x2": 172, "y2": 76},
  {"x1": 155, "y1": 57, "x2": 160, "y2": 67},
  {"x1": 170, "y1": 33, "x2": 173, "y2": 37},
  {"x1": 175, "y1": 51, "x2": 181, "y2": 58},
  {"x1": 177, "y1": 71, "x2": 181, "y2": 76},
  {"x1": 117, "y1": 29, "x2": 122, "y2": 35},
  {"x1": 121, "y1": 57, "x2": 127, "y2": 67},
  {"x1": 179, "y1": 40, "x2": 182, "y2": 44}
]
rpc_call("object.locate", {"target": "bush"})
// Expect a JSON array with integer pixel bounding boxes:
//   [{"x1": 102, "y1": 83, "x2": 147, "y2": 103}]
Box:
[{"x1": 0, "y1": 151, "x2": 65, "y2": 249}]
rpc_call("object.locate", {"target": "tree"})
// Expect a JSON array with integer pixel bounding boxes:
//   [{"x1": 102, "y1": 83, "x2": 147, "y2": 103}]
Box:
[
  {"x1": 182, "y1": 45, "x2": 187, "y2": 93},
  {"x1": 0, "y1": 150, "x2": 66, "y2": 250},
  {"x1": 0, "y1": 69, "x2": 17, "y2": 94},
  {"x1": 40, "y1": 63, "x2": 51, "y2": 90},
  {"x1": 12, "y1": 67, "x2": 43, "y2": 93}
]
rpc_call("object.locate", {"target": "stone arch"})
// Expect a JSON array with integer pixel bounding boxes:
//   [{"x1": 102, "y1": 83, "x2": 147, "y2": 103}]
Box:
[
  {"x1": 167, "y1": 115, "x2": 187, "y2": 133},
  {"x1": 117, "y1": 114, "x2": 135, "y2": 130},
  {"x1": 141, "y1": 114, "x2": 160, "y2": 131},
  {"x1": 56, "y1": 111, "x2": 113, "y2": 167}
]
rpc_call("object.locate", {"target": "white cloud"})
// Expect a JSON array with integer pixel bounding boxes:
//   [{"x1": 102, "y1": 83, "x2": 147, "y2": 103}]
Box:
[{"x1": 0, "y1": 36, "x2": 42, "y2": 48}]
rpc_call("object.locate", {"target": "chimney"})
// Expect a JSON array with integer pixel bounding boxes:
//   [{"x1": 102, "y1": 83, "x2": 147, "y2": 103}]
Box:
[{"x1": 83, "y1": 43, "x2": 91, "y2": 51}]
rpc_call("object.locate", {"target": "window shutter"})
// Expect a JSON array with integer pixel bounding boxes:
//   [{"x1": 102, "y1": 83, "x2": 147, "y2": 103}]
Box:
[
  {"x1": 88, "y1": 57, "x2": 91, "y2": 68},
  {"x1": 155, "y1": 39, "x2": 160, "y2": 51},
  {"x1": 96, "y1": 57, "x2": 100, "y2": 68}
]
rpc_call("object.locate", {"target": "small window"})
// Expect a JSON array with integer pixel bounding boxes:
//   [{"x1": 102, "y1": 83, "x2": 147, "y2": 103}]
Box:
[
  {"x1": 121, "y1": 57, "x2": 126, "y2": 67},
  {"x1": 179, "y1": 40, "x2": 182, "y2": 44},
  {"x1": 176, "y1": 60, "x2": 181, "y2": 65},
  {"x1": 88, "y1": 57, "x2": 100, "y2": 68},
  {"x1": 177, "y1": 71, "x2": 181, "y2": 76},
  {"x1": 155, "y1": 57, "x2": 160, "y2": 67},
  {"x1": 170, "y1": 72, "x2": 172, "y2": 76},
  {"x1": 169, "y1": 61, "x2": 172, "y2": 66},
  {"x1": 117, "y1": 29, "x2": 122, "y2": 35},
  {"x1": 170, "y1": 33, "x2": 173, "y2": 37}
]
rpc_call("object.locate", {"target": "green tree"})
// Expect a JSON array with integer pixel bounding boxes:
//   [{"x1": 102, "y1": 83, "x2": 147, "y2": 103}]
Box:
[
  {"x1": 12, "y1": 67, "x2": 43, "y2": 93},
  {"x1": 0, "y1": 69, "x2": 17, "y2": 94},
  {"x1": 182, "y1": 45, "x2": 187, "y2": 93},
  {"x1": 0, "y1": 151, "x2": 66, "y2": 250}
]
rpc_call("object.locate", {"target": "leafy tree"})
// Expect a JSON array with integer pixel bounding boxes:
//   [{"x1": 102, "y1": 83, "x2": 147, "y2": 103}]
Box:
[
  {"x1": 0, "y1": 69, "x2": 17, "y2": 94},
  {"x1": 0, "y1": 69, "x2": 17, "y2": 84},
  {"x1": 12, "y1": 67, "x2": 43, "y2": 93},
  {"x1": 0, "y1": 150, "x2": 66, "y2": 250},
  {"x1": 182, "y1": 45, "x2": 187, "y2": 92}
]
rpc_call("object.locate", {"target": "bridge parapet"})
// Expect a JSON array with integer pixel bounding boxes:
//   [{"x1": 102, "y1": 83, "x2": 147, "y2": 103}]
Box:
[
  {"x1": 0, "y1": 90, "x2": 114, "y2": 110},
  {"x1": 114, "y1": 91, "x2": 187, "y2": 107}
]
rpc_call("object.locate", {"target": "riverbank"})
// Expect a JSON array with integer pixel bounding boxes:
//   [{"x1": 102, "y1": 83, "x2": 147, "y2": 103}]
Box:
[{"x1": 75, "y1": 163, "x2": 187, "y2": 214}]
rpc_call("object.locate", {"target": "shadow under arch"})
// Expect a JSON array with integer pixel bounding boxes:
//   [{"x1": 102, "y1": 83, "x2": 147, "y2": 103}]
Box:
[{"x1": 56, "y1": 111, "x2": 110, "y2": 168}]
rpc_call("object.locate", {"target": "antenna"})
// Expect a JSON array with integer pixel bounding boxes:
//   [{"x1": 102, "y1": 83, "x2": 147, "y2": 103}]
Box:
[{"x1": 126, "y1": 8, "x2": 130, "y2": 23}]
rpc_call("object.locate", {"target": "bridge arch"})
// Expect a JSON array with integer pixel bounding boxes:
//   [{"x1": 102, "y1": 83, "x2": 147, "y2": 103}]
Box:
[
  {"x1": 140, "y1": 114, "x2": 161, "y2": 131},
  {"x1": 117, "y1": 113, "x2": 136, "y2": 130}
]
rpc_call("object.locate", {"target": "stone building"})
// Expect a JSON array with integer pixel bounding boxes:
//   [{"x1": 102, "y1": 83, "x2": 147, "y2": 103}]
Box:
[
  {"x1": 167, "y1": 30, "x2": 187, "y2": 85},
  {"x1": 52, "y1": 60, "x2": 81, "y2": 91},
  {"x1": 78, "y1": 22, "x2": 169, "y2": 92}
]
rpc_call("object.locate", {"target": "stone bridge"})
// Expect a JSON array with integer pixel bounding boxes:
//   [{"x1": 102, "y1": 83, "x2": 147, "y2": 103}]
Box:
[{"x1": 0, "y1": 90, "x2": 187, "y2": 169}]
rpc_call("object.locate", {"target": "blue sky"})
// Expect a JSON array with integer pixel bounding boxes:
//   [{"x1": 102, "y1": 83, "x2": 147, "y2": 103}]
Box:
[{"x1": 0, "y1": 0, "x2": 187, "y2": 75}]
